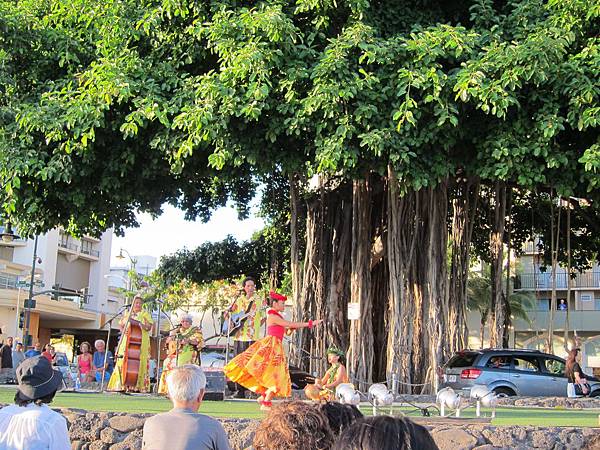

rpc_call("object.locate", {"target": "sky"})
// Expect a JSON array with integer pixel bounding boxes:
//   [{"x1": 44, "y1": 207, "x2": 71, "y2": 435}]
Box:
[{"x1": 110, "y1": 204, "x2": 265, "y2": 267}]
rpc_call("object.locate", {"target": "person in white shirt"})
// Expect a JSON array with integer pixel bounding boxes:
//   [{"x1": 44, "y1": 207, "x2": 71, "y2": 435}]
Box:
[{"x1": 0, "y1": 355, "x2": 70, "y2": 450}]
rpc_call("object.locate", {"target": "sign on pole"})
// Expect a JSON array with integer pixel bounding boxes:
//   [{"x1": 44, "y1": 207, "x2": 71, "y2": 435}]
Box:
[{"x1": 348, "y1": 303, "x2": 360, "y2": 321}]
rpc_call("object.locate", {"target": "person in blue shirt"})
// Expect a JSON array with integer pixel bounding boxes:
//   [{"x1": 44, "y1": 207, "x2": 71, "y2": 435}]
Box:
[
  {"x1": 24, "y1": 342, "x2": 42, "y2": 358},
  {"x1": 92, "y1": 339, "x2": 114, "y2": 382}
]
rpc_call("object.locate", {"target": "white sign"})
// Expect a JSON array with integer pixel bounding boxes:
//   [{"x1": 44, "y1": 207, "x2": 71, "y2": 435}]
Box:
[{"x1": 347, "y1": 303, "x2": 360, "y2": 321}]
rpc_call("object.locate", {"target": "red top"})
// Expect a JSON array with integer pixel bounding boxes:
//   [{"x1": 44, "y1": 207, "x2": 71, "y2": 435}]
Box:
[
  {"x1": 267, "y1": 309, "x2": 285, "y2": 340},
  {"x1": 41, "y1": 351, "x2": 53, "y2": 363},
  {"x1": 78, "y1": 353, "x2": 92, "y2": 374}
]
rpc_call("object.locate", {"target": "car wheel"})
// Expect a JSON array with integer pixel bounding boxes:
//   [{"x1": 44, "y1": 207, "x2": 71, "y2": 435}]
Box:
[{"x1": 493, "y1": 387, "x2": 516, "y2": 397}]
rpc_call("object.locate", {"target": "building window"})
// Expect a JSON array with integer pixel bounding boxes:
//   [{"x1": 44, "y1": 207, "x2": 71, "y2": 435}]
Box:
[{"x1": 537, "y1": 298, "x2": 550, "y2": 311}]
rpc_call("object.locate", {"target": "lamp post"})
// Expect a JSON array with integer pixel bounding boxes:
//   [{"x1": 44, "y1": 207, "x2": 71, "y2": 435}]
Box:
[
  {"x1": 23, "y1": 235, "x2": 40, "y2": 348},
  {"x1": 116, "y1": 248, "x2": 137, "y2": 292}
]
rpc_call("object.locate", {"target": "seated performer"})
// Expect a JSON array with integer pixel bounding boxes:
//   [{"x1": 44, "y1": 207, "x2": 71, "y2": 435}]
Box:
[
  {"x1": 158, "y1": 314, "x2": 204, "y2": 395},
  {"x1": 305, "y1": 346, "x2": 349, "y2": 402},
  {"x1": 107, "y1": 295, "x2": 154, "y2": 393},
  {"x1": 223, "y1": 291, "x2": 323, "y2": 410}
]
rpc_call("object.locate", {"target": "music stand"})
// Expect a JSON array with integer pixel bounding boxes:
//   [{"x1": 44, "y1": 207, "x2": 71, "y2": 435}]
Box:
[{"x1": 100, "y1": 304, "x2": 128, "y2": 392}]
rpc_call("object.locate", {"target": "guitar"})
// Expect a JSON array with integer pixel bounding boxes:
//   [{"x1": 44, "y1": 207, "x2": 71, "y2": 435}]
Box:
[{"x1": 221, "y1": 300, "x2": 256, "y2": 337}]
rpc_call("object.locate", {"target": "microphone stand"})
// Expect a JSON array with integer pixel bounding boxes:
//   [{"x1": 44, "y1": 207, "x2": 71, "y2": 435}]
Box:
[{"x1": 100, "y1": 304, "x2": 128, "y2": 392}]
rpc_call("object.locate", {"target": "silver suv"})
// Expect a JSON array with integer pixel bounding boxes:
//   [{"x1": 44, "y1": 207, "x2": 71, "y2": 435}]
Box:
[{"x1": 441, "y1": 349, "x2": 600, "y2": 397}]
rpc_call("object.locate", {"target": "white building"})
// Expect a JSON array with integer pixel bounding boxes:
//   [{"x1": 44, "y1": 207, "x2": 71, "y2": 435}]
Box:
[{"x1": 0, "y1": 227, "x2": 121, "y2": 347}]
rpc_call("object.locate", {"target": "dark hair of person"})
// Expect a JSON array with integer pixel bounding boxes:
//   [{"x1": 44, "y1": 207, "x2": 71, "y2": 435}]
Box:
[
  {"x1": 14, "y1": 389, "x2": 57, "y2": 407},
  {"x1": 242, "y1": 276, "x2": 255, "y2": 288},
  {"x1": 253, "y1": 400, "x2": 334, "y2": 450},
  {"x1": 318, "y1": 401, "x2": 363, "y2": 436},
  {"x1": 332, "y1": 415, "x2": 439, "y2": 450},
  {"x1": 80, "y1": 341, "x2": 91, "y2": 352},
  {"x1": 565, "y1": 348, "x2": 580, "y2": 378}
]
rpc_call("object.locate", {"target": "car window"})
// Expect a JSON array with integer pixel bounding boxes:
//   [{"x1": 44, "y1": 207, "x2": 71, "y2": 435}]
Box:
[
  {"x1": 485, "y1": 355, "x2": 511, "y2": 370},
  {"x1": 446, "y1": 352, "x2": 478, "y2": 368},
  {"x1": 512, "y1": 356, "x2": 541, "y2": 372},
  {"x1": 542, "y1": 357, "x2": 565, "y2": 376}
]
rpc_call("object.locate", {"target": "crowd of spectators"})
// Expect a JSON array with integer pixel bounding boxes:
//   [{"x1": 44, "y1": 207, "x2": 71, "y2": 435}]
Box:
[
  {"x1": 0, "y1": 344, "x2": 439, "y2": 450},
  {"x1": 0, "y1": 336, "x2": 114, "y2": 388}
]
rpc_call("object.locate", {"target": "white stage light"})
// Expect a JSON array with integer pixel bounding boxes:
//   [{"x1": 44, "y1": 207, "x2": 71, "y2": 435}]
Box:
[
  {"x1": 436, "y1": 387, "x2": 462, "y2": 417},
  {"x1": 335, "y1": 383, "x2": 361, "y2": 405},
  {"x1": 368, "y1": 383, "x2": 395, "y2": 415},
  {"x1": 469, "y1": 384, "x2": 498, "y2": 417}
]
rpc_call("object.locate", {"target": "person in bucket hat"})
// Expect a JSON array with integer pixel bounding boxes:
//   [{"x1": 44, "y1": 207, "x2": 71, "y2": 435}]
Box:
[{"x1": 0, "y1": 355, "x2": 70, "y2": 449}]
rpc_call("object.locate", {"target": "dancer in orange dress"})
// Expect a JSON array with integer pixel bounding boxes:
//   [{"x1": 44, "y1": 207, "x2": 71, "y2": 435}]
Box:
[{"x1": 223, "y1": 291, "x2": 323, "y2": 410}]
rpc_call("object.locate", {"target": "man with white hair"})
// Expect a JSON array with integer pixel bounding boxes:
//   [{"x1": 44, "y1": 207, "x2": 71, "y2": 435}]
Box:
[
  {"x1": 142, "y1": 365, "x2": 230, "y2": 450},
  {"x1": 92, "y1": 339, "x2": 114, "y2": 382}
]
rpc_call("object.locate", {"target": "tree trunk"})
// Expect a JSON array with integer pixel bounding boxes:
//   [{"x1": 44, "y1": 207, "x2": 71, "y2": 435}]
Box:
[
  {"x1": 547, "y1": 194, "x2": 561, "y2": 354},
  {"x1": 349, "y1": 178, "x2": 374, "y2": 391},
  {"x1": 386, "y1": 167, "x2": 417, "y2": 392},
  {"x1": 448, "y1": 178, "x2": 480, "y2": 354},
  {"x1": 564, "y1": 203, "x2": 572, "y2": 352},
  {"x1": 489, "y1": 182, "x2": 507, "y2": 348},
  {"x1": 425, "y1": 182, "x2": 449, "y2": 393},
  {"x1": 289, "y1": 173, "x2": 304, "y2": 367}
]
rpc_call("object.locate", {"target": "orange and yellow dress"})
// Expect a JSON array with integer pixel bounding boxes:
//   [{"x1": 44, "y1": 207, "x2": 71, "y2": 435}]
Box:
[{"x1": 223, "y1": 309, "x2": 291, "y2": 398}]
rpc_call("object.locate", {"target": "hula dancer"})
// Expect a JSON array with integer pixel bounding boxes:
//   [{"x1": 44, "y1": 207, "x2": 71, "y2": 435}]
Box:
[
  {"x1": 223, "y1": 291, "x2": 323, "y2": 410},
  {"x1": 305, "y1": 347, "x2": 349, "y2": 402}
]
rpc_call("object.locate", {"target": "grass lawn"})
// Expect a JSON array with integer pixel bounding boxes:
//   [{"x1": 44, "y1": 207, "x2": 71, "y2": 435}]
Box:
[{"x1": 0, "y1": 387, "x2": 598, "y2": 427}]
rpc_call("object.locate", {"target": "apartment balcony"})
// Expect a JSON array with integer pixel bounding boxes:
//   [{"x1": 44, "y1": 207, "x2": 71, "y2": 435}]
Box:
[
  {"x1": 513, "y1": 310, "x2": 600, "y2": 333},
  {"x1": 58, "y1": 238, "x2": 99, "y2": 261},
  {"x1": 520, "y1": 241, "x2": 542, "y2": 254},
  {"x1": 514, "y1": 272, "x2": 600, "y2": 290}
]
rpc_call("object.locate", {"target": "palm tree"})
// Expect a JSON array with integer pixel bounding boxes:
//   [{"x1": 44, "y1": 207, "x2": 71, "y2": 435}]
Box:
[{"x1": 467, "y1": 271, "x2": 535, "y2": 348}]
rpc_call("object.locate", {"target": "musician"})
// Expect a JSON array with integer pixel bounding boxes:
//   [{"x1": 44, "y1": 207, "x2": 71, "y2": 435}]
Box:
[
  {"x1": 107, "y1": 295, "x2": 153, "y2": 393},
  {"x1": 224, "y1": 276, "x2": 266, "y2": 398},
  {"x1": 304, "y1": 347, "x2": 349, "y2": 402},
  {"x1": 158, "y1": 314, "x2": 204, "y2": 395}
]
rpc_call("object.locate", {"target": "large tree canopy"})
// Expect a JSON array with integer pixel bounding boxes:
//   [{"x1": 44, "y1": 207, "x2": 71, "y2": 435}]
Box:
[
  {"x1": 1, "y1": 0, "x2": 598, "y2": 236},
  {"x1": 2, "y1": 0, "x2": 599, "y2": 388}
]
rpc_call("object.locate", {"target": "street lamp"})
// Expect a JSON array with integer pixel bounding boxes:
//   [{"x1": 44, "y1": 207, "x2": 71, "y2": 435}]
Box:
[
  {"x1": 24, "y1": 235, "x2": 39, "y2": 348},
  {"x1": 116, "y1": 248, "x2": 137, "y2": 269},
  {"x1": 0, "y1": 222, "x2": 20, "y2": 243}
]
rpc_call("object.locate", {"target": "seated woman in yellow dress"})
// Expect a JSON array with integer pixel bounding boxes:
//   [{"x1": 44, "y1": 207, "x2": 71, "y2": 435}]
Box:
[
  {"x1": 305, "y1": 346, "x2": 349, "y2": 402},
  {"x1": 107, "y1": 295, "x2": 153, "y2": 393},
  {"x1": 158, "y1": 314, "x2": 204, "y2": 395}
]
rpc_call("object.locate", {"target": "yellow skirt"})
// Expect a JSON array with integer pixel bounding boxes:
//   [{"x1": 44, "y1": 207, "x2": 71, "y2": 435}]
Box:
[{"x1": 223, "y1": 335, "x2": 291, "y2": 398}]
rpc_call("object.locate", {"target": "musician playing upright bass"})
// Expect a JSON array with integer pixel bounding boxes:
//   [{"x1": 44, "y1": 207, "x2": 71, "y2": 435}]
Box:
[
  {"x1": 223, "y1": 276, "x2": 266, "y2": 398},
  {"x1": 107, "y1": 295, "x2": 153, "y2": 393},
  {"x1": 158, "y1": 314, "x2": 204, "y2": 395}
]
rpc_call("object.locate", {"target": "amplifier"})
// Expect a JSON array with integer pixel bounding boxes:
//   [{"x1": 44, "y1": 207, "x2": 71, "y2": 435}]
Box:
[{"x1": 204, "y1": 368, "x2": 226, "y2": 401}]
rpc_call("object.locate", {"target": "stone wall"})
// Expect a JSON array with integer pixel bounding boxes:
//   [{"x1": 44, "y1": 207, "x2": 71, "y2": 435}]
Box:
[{"x1": 38, "y1": 407, "x2": 600, "y2": 450}]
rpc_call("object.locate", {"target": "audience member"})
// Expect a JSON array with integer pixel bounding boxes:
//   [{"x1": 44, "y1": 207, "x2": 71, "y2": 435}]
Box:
[
  {"x1": 318, "y1": 401, "x2": 363, "y2": 436},
  {"x1": 92, "y1": 339, "x2": 114, "y2": 382},
  {"x1": 142, "y1": 365, "x2": 231, "y2": 450},
  {"x1": 77, "y1": 342, "x2": 93, "y2": 383},
  {"x1": 24, "y1": 342, "x2": 42, "y2": 358},
  {"x1": 253, "y1": 400, "x2": 334, "y2": 450},
  {"x1": 0, "y1": 336, "x2": 13, "y2": 373},
  {"x1": 12, "y1": 342, "x2": 26, "y2": 369},
  {"x1": 41, "y1": 344, "x2": 56, "y2": 364},
  {"x1": 0, "y1": 355, "x2": 70, "y2": 449},
  {"x1": 332, "y1": 415, "x2": 439, "y2": 450}
]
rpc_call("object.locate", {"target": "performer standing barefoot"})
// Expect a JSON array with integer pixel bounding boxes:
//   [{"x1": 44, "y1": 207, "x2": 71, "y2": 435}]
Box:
[
  {"x1": 223, "y1": 291, "x2": 323, "y2": 410},
  {"x1": 108, "y1": 295, "x2": 153, "y2": 393}
]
